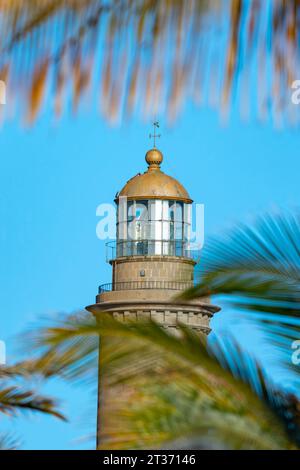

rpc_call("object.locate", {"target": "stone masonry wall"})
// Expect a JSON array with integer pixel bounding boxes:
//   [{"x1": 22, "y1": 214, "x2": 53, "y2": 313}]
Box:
[
  {"x1": 113, "y1": 256, "x2": 195, "y2": 284},
  {"x1": 110, "y1": 307, "x2": 211, "y2": 334}
]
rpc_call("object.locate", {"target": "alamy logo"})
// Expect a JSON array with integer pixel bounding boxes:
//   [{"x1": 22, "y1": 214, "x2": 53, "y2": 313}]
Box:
[
  {"x1": 96, "y1": 199, "x2": 205, "y2": 247},
  {"x1": 0, "y1": 80, "x2": 6, "y2": 105},
  {"x1": 0, "y1": 340, "x2": 6, "y2": 365}
]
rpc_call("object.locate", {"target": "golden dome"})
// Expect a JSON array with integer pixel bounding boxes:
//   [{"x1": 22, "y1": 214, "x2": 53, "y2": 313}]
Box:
[{"x1": 117, "y1": 148, "x2": 192, "y2": 203}]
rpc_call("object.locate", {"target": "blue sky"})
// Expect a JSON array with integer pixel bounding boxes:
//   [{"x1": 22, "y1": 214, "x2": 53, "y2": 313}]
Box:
[{"x1": 1, "y1": 97, "x2": 300, "y2": 448}]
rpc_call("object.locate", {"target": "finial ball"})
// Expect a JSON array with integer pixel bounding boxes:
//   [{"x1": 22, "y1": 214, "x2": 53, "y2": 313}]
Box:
[{"x1": 145, "y1": 148, "x2": 163, "y2": 167}]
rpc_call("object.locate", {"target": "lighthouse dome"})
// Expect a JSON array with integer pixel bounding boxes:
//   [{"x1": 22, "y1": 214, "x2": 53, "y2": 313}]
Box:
[{"x1": 117, "y1": 148, "x2": 192, "y2": 203}]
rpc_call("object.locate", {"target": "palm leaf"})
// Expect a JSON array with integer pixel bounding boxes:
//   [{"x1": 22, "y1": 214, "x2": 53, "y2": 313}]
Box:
[
  {"x1": 181, "y1": 210, "x2": 300, "y2": 376},
  {"x1": 0, "y1": 384, "x2": 65, "y2": 420},
  {"x1": 0, "y1": 1, "x2": 299, "y2": 125},
  {"x1": 24, "y1": 312, "x2": 300, "y2": 449},
  {"x1": 0, "y1": 363, "x2": 66, "y2": 418}
]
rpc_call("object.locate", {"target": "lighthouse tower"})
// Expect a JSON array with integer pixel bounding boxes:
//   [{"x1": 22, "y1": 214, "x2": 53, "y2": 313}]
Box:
[{"x1": 87, "y1": 138, "x2": 219, "y2": 334}]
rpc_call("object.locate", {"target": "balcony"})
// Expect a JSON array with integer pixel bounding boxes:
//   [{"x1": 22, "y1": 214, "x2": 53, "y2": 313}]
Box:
[
  {"x1": 105, "y1": 240, "x2": 201, "y2": 262},
  {"x1": 98, "y1": 280, "x2": 194, "y2": 294}
]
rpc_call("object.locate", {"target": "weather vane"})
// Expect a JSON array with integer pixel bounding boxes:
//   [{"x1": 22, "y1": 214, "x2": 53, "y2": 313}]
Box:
[{"x1": 149, "y1": 121, "x2": 161, "y2": 148}]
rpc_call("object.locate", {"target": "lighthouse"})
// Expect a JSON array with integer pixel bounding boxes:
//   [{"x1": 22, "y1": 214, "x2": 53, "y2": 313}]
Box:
[
  {"x1": 86, "y1": 128, "x2": 220, "y2": 447},
  {"x1": 87, "y1": 136, "x2": 219, "y2": 334}
]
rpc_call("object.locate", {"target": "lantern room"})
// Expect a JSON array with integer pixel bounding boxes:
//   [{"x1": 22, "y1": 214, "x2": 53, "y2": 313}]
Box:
[{"x1": 108, "y1": 148, "x2": 195, "y2": 260}]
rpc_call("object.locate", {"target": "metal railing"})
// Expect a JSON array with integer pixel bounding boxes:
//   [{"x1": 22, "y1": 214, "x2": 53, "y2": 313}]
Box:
[
  {"x1": 98, "y1": 280, "x2": 194, "y2": 294},
  {"x1": 106, "y1": 240, "x2": 200, "y2": 262}
]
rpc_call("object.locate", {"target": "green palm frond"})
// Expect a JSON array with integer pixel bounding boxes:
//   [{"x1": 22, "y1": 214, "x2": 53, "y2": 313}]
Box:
[
  {"x1": 0, "y1": 382, "x2": 65, "y2": 420},
  {"x1": 106, "y1": 379, "x2": 297, "y2": 450},
  {"x1": 182, "y1": 211, "x2": 300, "y2": 368},
  {"x1": 0, "y1": 1, "x2": 299, "y2": 125},
  {"x1": 24, "y1": 312, "x2": 300, "y2": 449},
  {"x1": 0, "y1": 364, "x2": 27, "y2": 378},
  {"x1": 0, "y1": 362, "x2": 66, "y2": 419},
  {"x1": 0, "y1": 363, "x2": 66, "y2": 449}
]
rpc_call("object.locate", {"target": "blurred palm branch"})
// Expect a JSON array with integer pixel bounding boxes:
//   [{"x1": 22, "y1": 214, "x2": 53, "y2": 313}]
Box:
[
  {"x1": 0, "y1": 362, "x2": 65, "y2": 418},
  {"x1": 0, "y1": 0, "x2": 299, "y2": 124},
  {"x1": 182, "y1": 210, "x2": 300, "y2": 376},
  {"x1": 23, "y1": 311, "x2": 300, "y2": 449},
  {"x1": 4, "y1": 209, "x2": 299, "y2": 449},
  {"x1": 0, "y1": 361, "x2": 65, "y2": 449},
  {"x1": 15, "y1": 209, "x2": 300, "y2": 449}
]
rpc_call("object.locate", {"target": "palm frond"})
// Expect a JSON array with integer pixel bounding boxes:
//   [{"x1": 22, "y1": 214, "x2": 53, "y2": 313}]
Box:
[
  {"x1": 0, "y1": 362, "x2": 66, "y2": 419},
  {"x1": 0, "y1": 384, "x2": 66, "y2": 420},
  {"x1": 24, "y1": 312, "x2": 300, "y2": 449},
  {"x1": 0, "y1": 1, "x2": 299, "y2": 125},
  {"x1": 181, "y1": 210, "x2": 300, "y2": 376}
]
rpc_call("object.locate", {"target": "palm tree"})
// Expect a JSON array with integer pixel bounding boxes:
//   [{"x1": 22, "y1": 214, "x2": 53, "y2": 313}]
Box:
[
  {"x1": 0, "y1": 1, "x2": 298, "y2": 125},
  {"x1": 182, "y1": 210, "x2": 300, "y2": 376},
  {"x1": 0, "y1": 362, "x2": 65, "y2": 449},
  {"x1": 18, "y1": 209, "x2": 300, "y2": 449},
  {"x1": 21, "y1": 309, "x2": 299, "y2": 450}
]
